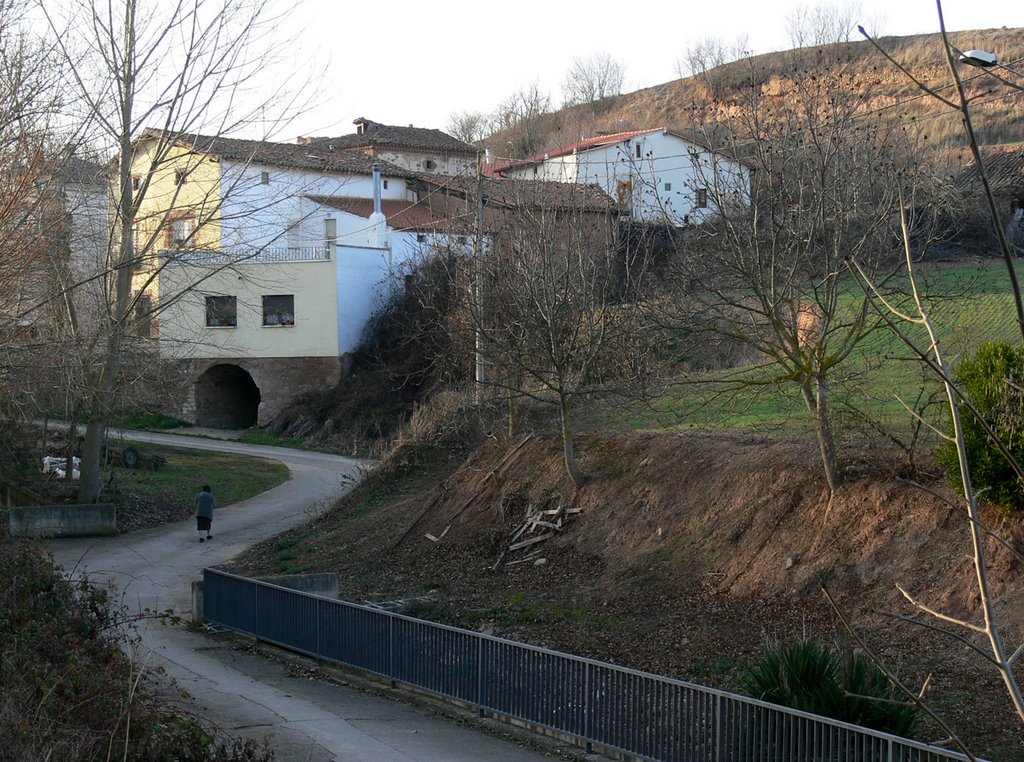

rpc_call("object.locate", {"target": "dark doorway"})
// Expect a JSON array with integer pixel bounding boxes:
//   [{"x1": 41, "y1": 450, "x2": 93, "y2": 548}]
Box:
[{"x1": 195, "y1": 364, "x2": 261, "y2": 428}]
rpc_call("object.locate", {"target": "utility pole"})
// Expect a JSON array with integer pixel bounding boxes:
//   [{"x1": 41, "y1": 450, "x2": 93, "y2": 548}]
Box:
[{"x1": 473, "y1": 151, "x2": 485, "y2": 402}]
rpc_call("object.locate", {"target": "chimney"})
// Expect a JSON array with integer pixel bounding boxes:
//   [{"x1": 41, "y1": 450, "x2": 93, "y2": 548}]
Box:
[{"x1": 369, "y1": 161, "x2": 387, "y2": 247}]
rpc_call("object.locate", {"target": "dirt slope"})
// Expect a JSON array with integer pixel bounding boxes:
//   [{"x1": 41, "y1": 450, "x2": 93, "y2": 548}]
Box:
[{"x1": 231, "y1": 432, "x2": 1024, "y2": 759}]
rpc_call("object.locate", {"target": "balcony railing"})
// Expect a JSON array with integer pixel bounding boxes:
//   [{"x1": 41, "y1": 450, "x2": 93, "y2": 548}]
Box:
[{"x1": 162, "y1": 246, "x2": 330, "y2": 266}]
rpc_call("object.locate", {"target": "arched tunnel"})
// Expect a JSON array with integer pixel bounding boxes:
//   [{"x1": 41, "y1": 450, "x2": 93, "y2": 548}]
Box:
[{"x1": 194, "y1": 364, "x2": 261, "y2": 429}]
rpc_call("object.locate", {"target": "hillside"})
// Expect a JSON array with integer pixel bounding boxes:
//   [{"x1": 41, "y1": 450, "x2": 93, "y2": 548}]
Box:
[
  {"x1": 487, "y1": 28, "x2": 1024, "y2": 159},
  {"x1": 230, "y1": 432, "x2": 1024, "y2": 761}
]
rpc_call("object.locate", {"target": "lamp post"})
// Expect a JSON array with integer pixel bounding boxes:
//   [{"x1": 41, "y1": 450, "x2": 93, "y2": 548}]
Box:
[
  {"x1": 958, "y1": 48, "x2": 998, "y2": 68},
  {"x1": 958, "y1": 48, "x2": 1024, "y2": 79}
]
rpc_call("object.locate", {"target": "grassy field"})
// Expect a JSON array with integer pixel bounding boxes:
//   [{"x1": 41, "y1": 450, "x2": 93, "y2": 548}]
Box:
[
  {"x1": 621, "y1": 261, "x2": 1023, "y2": 441},
  {"x1": 104, "y1": 439, "x2": 289, "y2": 508}
]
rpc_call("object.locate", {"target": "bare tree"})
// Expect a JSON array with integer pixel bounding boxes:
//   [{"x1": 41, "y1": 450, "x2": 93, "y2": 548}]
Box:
[
  {"x1": 447, "y1": 110, "x2": 490, "y2": 145},
  {"x1": 491, "y1": 81, "x2": 552, "y2": 159},
  {"x1": 561, "y1": 52, "x2": 626, "y2": 106},
  {"x1": 0, "y1": 0, "x2": 80, "y2": 468},
  {"x1": 675, "y1": 35, "x2": 749, "y2": 80},
  {"x1": 785, "y1": 2, "x2": 861, "y2": 48},
  {"x1": 664, "y1": 46, "x2": 928, "y2": 493},
  {"x1": 42, "y1": 0, "x2": 297, "y2": 502},
  {"x1": 843, "y1": 2, "x2": 1024, "y2": 735},
  {"x1": 467, "y1": 180, "x2": 655, "y2": 488}
]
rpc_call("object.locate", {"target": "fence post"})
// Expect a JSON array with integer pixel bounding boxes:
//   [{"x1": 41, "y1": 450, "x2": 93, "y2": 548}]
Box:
[
  {"x1": 315, "y1": 597, "x2": 322, "y2": 665},
  {"x1": 584, "y1": 661, "x2": 593, "y2": 754},
  {"x1": 388, "y1": 615, "x2": 397, "y2": 689},
  {"x1": 253, "y1": 580, "x2": 260, "y2": 642},
  {"x1": 715, "y1": 693, "x2": 724, "y2": 762},
  {"x1": 477, "y1": 636, "x2": 485, "y2": 718}
]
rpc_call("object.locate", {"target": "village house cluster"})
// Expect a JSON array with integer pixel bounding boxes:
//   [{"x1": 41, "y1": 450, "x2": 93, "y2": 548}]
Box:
[{"x1": 74, "y1": 118, "x2": 752, "y2": 428}]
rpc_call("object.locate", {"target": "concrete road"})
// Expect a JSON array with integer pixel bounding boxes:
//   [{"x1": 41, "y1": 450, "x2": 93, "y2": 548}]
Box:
[{"x1": 48, "y1": 431, "x2": 559, "y2": 761}]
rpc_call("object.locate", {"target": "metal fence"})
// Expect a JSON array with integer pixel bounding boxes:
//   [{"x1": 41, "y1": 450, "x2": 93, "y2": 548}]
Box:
[
  {"x1": 203, "y1": 568, "x2": 977, "y2": 762},
  {"x1": 163, "y1": 246, "x2": 330, "y2": 265}
]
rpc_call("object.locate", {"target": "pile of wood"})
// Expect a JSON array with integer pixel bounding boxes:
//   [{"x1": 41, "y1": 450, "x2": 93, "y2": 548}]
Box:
[{"x1": 491, "y1": 503, "x2": 582, "y2": 570}]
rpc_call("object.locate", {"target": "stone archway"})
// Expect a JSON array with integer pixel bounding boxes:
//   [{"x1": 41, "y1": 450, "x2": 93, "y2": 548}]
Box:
[{"x1": 194, "y1": 364, "x2": 261, "y2": 429}]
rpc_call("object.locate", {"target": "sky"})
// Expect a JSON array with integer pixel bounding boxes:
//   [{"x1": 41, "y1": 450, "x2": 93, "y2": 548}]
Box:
[{"x1": 263, "y1": 0, "x2": 1019, "y2": 143}]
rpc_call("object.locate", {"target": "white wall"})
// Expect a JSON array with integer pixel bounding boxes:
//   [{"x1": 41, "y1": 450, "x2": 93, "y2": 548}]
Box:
[
  {"x1": 333, "y1": 224, "x2": 465, "y2": 355},
  {"x1": 504, "y1": 132, "x2": 750, "y2": 226},
  {"x1": 217, "y1": 159, "x2": 411, "y2": 250}
]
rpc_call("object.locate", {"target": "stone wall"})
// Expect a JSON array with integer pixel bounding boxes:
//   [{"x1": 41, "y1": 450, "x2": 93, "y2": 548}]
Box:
[{"x1": 165, "y1": 356, "x2": 341, "y2": 428}]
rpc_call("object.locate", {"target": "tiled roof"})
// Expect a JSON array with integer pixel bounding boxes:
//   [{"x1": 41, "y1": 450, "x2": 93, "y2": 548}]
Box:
[
  {"x1": 492, "y1": 126, "x2": 750, "y2": 174},
  {"x1": 534, "y1": 128, "x2": 665, "y2": 161},
  {"x1": 140, "y1": 129, "x2": 416, "y2": 178},
  {"x1": 416, "y1": 174, "x2": 615, "y2": 212},
  {"x1": 493, "y1": 128, "x2": 665, "y2": 174},
  {"x1": 307, "y1": 195, "x2": 453, "y2": 232},
  {"x1": 302, "y1": 121, "x2": 478, "y2": 156},
  {"x1": 957, "y1": 144, "x2": 1024, "y2": 196}
]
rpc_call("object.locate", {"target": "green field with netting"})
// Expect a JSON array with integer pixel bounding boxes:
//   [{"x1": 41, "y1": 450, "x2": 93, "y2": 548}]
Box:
[{"x1": 620, "y1": 261, "x2": 1023, "y2": 446}]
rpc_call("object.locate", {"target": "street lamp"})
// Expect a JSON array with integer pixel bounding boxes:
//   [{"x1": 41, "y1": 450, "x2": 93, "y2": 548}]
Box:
[
  {"x1": 958, "y1": 49, "x2": 998, "y2": 68},
  {"x1": 958, "y1": 48, "x2": 1024, "y2": 81}
]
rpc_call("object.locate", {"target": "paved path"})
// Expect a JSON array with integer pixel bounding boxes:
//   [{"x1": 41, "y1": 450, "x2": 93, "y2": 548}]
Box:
[{"x1": 48, "y1": 431, "x2": 557, "y2": 761}]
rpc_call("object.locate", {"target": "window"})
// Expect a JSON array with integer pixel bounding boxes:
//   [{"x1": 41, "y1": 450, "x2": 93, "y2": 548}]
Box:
[
  {"x1": 262, "y1": 294, "x2": 294, "y2": 326},
  {"x1": 133, "y1": 293, "x2": 154, "y2": 337},
  {"x1": 324, "y1": 217, "x2": 337, "y2": 248},
  {"x1": 132, "y1": 175, "x2": 141, "y2": 192},
  {"x1": 260, "y1": 171, "x2": 270, "y2": 185},
  {"x1": 664, "y1": 182, "x2": 672, "y2": 191},
  {"x1": 424, "y1": 159, "x2": 436, "y2": 171},
  {"x1": 695, "y1": 188, "x2": 708, "y2": 209},
  {"x1": 416, "y1": 233, "x2": 427, "y2": 244},
  {"x1": 174, "y1": 168, "x2": 187, "y2": 186},
  {"x1": 382, "y1": 179, "x2": 388, "y2": 190},
  {"x1": 168, "y1": 216, "x2": 195, "y2": 246},
  {"x1": 635, "y1": 143, "x2": 642, "y2": 159},
  {"x1": 205, "y1": 296, "x2": 237, "y2": 327}
]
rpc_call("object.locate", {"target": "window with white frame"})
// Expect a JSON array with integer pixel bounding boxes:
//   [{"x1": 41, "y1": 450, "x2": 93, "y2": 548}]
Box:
[
  {"x1": 324, "y1": 217, "x2": 337, "y2": 249},
  {"x1": 262, "y1": 295, "x2": 294, "y2": 326},
  {"x1": 167, "y1": 216, "x2": 195, "y2": 246},
  {"x1": 205, "y1": 296, "x2": 237, "y2": 327}
]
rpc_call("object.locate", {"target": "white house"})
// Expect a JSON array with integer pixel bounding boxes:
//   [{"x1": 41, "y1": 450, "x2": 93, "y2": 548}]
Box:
[
  {"x1": 495, "y1": 127, "x2": 750, "y2": 226},
  {"x1": 134, "y1": 130, "x2": 460, "y2": 427}
]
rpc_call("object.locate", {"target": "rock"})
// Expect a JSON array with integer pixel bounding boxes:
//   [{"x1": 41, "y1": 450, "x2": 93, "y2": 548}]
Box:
[
  {"x1": 785, "y1": 556, "x2": 796, "y2": 569},
  {"x1": 533, "y1": 557, "x2": 548, "y2": 567}
]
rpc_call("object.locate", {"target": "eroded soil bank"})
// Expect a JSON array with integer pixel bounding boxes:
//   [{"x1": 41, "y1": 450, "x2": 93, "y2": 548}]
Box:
[{"x1": 230, "y1": 432, "x2": 1024, "y2": 760}]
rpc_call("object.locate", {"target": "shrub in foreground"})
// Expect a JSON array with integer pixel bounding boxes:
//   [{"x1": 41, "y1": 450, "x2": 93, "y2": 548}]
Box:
[
  {"x1": 0, "y1": 538, "x2": 271, "y2": 761},
  {"x1": 937, "y1": 341, "x2": 1024, "y2": 511},
  {"x1": 739, "y1": 639, "x2": 917, "y2": 736}
]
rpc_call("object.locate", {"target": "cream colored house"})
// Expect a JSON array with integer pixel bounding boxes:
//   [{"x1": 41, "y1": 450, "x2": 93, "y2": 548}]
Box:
[{"x1": 132, "y1": 130, "x2": 456, "y2": 427}]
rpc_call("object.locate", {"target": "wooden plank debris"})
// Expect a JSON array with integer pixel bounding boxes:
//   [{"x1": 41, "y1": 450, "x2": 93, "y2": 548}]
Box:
[
  {"x1": 508, "y1": 533, "x2": 552, "y2": 552},
  {"x1": 424, "y1": 524, "x2": 451, "y2": 542}
]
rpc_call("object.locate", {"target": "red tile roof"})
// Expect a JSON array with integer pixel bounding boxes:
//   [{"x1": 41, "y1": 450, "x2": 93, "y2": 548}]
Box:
[
  {"x1": 307, "y1": 195, "x2": 453, "y2": 232},
  {"x1": 492, "y1": 128, "x2": 666, "y2": 174},
  {"x1": 415, "y1": 174, "x2": 615, "y2": 212}
]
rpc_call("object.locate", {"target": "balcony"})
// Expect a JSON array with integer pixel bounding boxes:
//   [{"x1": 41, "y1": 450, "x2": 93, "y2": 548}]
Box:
[{"x1": 162, "y1": 246, "x2": 331, "y2": 266}]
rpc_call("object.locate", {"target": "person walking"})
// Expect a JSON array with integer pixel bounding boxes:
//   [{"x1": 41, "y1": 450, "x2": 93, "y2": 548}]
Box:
[{"x1": 194, "y1": 485, "x2": 215, "y2": 542}]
